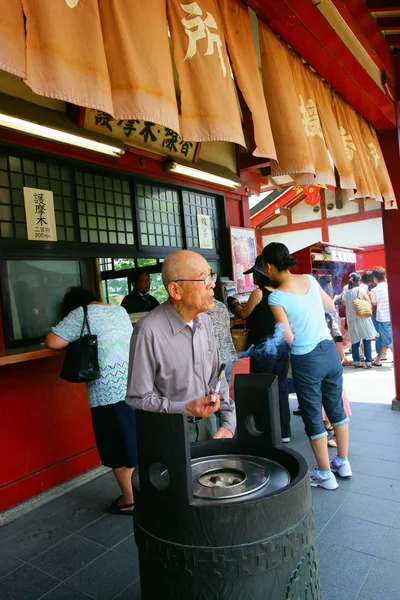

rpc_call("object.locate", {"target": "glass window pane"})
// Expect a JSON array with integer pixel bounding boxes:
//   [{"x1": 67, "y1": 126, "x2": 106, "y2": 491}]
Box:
[
  {"x1": 4, "y1": 259, "x2": 81, "y2": 344},
  {"x1": 109, "y1": 231, "x2": 117, "y2": 243},
  {"x1": 0, "y1": 188, "x2": 10, "y2": 204},
  {"x1": 9, "y1": 156, "x2": 21, "y2": 172},
  {"x1": 0, "y1": 171, "x2": 9, "y2": 186},
  {"x1": 23, "y1": 160, "x2": 35, "y2": 175},
  {"x1": 1, "y1": 222, "x2": 13, "y2": 237},
  {"x1": 89, "y1": 230, "x2": 99, "y2": 243},
  {"x1": 0, "y1": 205, "x2": 12, "y2": 220}
]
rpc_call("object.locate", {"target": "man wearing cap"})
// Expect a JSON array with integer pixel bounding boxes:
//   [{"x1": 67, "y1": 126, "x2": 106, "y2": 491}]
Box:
[{"x1": 126, "y1": 250, "x2": 236, "y2": 442}]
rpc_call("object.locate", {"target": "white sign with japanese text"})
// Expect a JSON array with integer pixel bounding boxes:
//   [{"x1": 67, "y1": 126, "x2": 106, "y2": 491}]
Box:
[
  {"x1": 197, "y1": 214, "x2": 213, "y2": 249},
  {"x1": 23, "y1": 187, "x2": 57, "y2": 242},
  {"x1": 330, "y1": 249, "x2": 356, "y2": 263}
]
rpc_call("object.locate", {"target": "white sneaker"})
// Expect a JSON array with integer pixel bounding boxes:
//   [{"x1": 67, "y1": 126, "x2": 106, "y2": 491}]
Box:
[
  {"x1": 282, "y1": 437, "x2": 291, "y2": 443},
  {"x1": 330, "y1": 456, "x2": 353, "y2": 478},
  {"x1": 310, "y1": 469, "x2": 338, "y2": 490}
]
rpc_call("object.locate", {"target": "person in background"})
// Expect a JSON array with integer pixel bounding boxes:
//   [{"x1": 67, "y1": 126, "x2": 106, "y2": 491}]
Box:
[
  {"x1": 371, "y1": 266, "x2": 392, "y2": 367},
  {"x1": 46, "y1": 287, "x2": 137, "y2": 516},
  {"x1": 121, "y1": 269, "x2": 159, "y2": 314},
  {"x1": 262, "y1": 242, "x2": 351, "y2": 491},
  {"x1": 126, "y1": 250, "x2": 236, "y2": 443},
  {"x1": 207, "y1": 276, "x2": 237, "y2": 432},
  {"x1": 363, "y1": 271, "x2": 383, "y2": 359},
  {"x1": 319, "y1": 275, "x2": 351, "y2": 366},
  {"x1": 343, "y1": 272, "x2": 376, "y2": 369},
  {"x1": 228, "y1": 255, "x2": 291, "y2": 443}
]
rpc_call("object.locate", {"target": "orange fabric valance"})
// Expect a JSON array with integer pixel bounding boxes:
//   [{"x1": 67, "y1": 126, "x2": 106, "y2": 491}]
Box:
[
  {"x1": 0, "y1": 0, "x2": 26, "y2": 78},
  {"x1": 167, "y1": 0, "x2": 245, "y2": 146},
  {"x1": 98, "y1": 0, "x2": 179, "y2": 131},
  {"x1": 0, "y1": 1, "x2": 396, "y2": 207},
  {"x1": 218, "y1": 0, "x2": 276, "y2": 160},
  {"x1": 22, "y1": 0, "x2": 113, "y2": 114}
]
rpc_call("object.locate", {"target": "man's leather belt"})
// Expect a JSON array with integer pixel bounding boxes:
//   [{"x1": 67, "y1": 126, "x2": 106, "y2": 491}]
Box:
[{"x1": 187, "y1": 417, "x2": 202, "y2": 424}]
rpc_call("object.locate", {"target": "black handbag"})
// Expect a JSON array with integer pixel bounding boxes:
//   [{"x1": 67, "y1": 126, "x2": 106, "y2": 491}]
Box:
[{"x1": 60, "y1": 305, "x2": 101, "y2": 383}]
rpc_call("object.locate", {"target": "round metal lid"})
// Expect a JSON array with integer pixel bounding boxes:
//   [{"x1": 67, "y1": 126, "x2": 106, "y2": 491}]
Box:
[{"x1": 191, "y1": 454, "x2": 290, "y2": 500}]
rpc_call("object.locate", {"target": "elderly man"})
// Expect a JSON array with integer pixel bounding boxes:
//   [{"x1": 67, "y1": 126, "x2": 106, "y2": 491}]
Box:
[{"x1": 126, "y1": 250, "x2": 236, "y2": 442}]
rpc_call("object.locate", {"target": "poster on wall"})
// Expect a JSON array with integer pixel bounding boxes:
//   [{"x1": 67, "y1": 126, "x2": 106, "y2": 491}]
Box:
[
  {"x1": 23, "y1": 187, "x2": 57, "y2": 242},
  {"x1": 197, "y1": 214, "x2": 213, "y2": 249},
  {"x1": 230, "y1": 227, "x2": 257, "y2": 293}
]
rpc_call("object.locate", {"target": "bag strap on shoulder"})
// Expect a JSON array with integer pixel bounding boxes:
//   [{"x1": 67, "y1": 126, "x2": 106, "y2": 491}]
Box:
[{"x1": 80, "y1": 305, "x2": 92, "y2": 337}]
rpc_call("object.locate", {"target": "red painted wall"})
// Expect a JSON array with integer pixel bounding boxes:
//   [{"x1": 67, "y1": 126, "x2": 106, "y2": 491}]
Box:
[
  {"x1": 378, "y1": 128, "x2": 399, "y2": 401},
  {"x1": 0, "y1": 356, "x2": 98, "y2": 511},
  {"x1": 0, "y1": 133, "x2": 248, "y2": 511},
  {"x1": 356, "y1": 244, "x2": 386, "y2": 272}
]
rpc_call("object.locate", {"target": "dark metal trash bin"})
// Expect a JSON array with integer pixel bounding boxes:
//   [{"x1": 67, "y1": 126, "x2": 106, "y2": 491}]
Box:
[{"x1": 133, "y1": 374, "x2": 320, "y2": 600}]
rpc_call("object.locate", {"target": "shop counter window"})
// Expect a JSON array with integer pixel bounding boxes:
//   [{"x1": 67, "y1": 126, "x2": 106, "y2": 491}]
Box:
[{"x1": 2, "y1": 259, "x2": 82, "y2": 348}]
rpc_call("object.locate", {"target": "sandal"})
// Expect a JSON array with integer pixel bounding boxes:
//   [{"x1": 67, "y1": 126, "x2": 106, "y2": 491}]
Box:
[
  {"x1": 106, "y1": 496, "x2": 134, "y2": 516},
  {"x1": 342, "y1": 360, "x2": 354, "y2": 367},
  {"x1": 372, "y1": 361, "x2": 382, "y2": 367}
]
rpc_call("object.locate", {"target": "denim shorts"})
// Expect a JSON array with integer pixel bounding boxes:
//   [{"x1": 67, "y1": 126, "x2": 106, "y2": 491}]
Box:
[
  {"x1": 376, "y1": 321, "x2": 392, "y2": 347},
  {"x1": 291, "y1": 339, "x2": 348, "y2": 439}
]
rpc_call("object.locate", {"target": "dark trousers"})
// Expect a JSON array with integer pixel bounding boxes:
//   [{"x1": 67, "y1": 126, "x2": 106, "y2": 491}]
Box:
[
  {"x1": 352, "y1": 339, "x2": 372, "y2": 363},
  {"x1": 250, "y1": 344, "x2": 291, "y2": 438}
]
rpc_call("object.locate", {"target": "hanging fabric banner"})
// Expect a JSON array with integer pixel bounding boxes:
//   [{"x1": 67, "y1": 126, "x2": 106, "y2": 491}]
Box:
[
  {"x1": 332, "y1": 94, "x2": 381, "y2": 202},
  {"x1": 311, "y1": 74, "x2": 357, "y2": 192},
  {"x1": 218, "y1": 0, "x2": 276, "y2": 160},
  {"x1": 259, "y1": 22, "x2": 315, "y2": 177},
  {"x1": 291, "y1": 58, "x2": 335, "y2": 187},
  {"x1": 359, "y1": 118, "x2": 397, "y2": 209},
  {"x1": 167, "y1": 0, "x2": 245, "y2": 146},
  {"x1": 98, "y1": 0, "x2": 180, "y2": 132},
  {"x1": 22, "y1": 0, "x2": 114, "y2": 115},
  {"x1": 0, "y1": 0, "x2": 26, "y2": 78}
]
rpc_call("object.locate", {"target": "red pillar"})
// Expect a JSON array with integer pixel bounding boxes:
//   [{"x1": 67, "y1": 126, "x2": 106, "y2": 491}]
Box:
[{"x1": 378, "y1": 127, "x2": 400, "y2": 409}]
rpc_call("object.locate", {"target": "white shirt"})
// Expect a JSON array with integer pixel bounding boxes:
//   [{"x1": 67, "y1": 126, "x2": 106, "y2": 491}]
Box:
[{"x1": 371, "y1": 282, "x2": 391, "y2": 322}]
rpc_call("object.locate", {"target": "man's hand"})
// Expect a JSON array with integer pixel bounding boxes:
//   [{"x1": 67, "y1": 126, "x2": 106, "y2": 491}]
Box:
[
  {"x1": 213, "y1": 427, "x2": 234, "y2": 439},
  {"x1": 186, "y1": 393, "x2": 220, "y2": 418}
]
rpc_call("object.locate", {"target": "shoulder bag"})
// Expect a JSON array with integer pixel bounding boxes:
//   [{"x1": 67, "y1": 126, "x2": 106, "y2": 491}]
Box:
[
  {"x1": 352, "y1": 290, "x2": 372, "y2": 319},
  {"x1": 60, "y1": 305, "x2": 101, "y2": 383},
  {"x1": 230, "y1": 319, "x2": 250, "y2": 354}
]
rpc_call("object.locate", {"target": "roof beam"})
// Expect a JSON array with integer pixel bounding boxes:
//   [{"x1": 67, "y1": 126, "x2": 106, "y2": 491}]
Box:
[{"x1": 245, "y1": 0, "x2": 396, "y2": 129}]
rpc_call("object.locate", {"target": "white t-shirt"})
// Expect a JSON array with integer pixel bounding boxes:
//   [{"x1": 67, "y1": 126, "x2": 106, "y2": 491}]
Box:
[{"x1": 371, "y1": 282, "x2": 391, "y2": 322}]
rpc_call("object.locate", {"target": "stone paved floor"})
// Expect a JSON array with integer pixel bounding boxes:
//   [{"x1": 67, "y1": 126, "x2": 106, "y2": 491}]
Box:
[{"x1": 0, "y1": 359, "x2": 399, "y2": 600}]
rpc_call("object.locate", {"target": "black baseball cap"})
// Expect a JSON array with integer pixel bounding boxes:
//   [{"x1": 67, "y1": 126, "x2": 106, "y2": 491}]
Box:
[{"x1": 243, "y1": 255, "x2": 265, "y2": 276}]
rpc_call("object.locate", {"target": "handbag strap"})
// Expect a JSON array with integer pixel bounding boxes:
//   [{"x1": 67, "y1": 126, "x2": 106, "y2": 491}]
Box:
[{"x1": 80, "y1": 305, "x2": 92, "y2": 337}]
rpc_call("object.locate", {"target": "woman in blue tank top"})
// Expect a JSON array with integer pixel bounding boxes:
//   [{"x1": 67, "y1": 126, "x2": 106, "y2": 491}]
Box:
[{"x1": 261, "y1": 242, "x2": 352, "y2": 491}]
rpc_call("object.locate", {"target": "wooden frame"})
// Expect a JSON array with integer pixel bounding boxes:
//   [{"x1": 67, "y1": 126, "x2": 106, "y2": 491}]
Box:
[{"x1": 229, "y1": 226, "x2": 257, "y2": 293}]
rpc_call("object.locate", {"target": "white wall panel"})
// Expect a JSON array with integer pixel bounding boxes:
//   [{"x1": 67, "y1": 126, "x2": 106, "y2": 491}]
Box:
[
  {"x1": 328, "y1": 218, "x2": 383, "y2": 247},
  {"x1": 262, "y1": 228, "x2": 322, "y2": 253}
]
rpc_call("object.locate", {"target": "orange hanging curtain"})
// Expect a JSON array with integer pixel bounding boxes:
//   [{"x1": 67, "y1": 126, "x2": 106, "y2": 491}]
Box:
[
  {"x1": 0, "y1": 0, "x2": 26, "y2": 78},
  {"x1": 22, "y1": 0, "x2": 113, "y2": 115},
  {"x1": 218, "y1": 0, "x2": 276, "y2": 160},
  {"x1": 332, "y1": 94, "x2": 381, "y2": 202},
  {"x1": 311, "y1": 74, "x2": 357, "y2": 192},
  {"x1": 290, "y1": 58, "x2": 335, "y2": 187},
  {"x1": 167, "y1": 0, "x2": 245, "y2": 146},
  {"x1": 359, "y1": 118, "x2": 397, "y2": 209},
  {"x1": 259, "y1": 22, "x2": 315, "y2": 177},
  {"x1": 98, "y1": 0, "x2": 180, "y2": 132}
]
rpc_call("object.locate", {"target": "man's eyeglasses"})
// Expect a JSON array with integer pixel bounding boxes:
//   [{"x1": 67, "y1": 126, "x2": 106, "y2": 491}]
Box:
[{"x1": 174, "y1": 273, "x2": 217, "y2": 287}]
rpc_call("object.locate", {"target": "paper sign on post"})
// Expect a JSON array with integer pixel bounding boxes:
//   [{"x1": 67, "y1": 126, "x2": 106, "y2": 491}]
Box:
[
  {"x1": 197, "y1": 214, "x2": 213, "y2": 249},
  {"x1": 23, "y1": 187, "x2": 57, "y2": 242}
]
